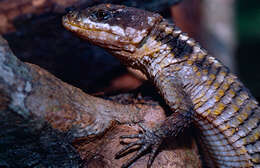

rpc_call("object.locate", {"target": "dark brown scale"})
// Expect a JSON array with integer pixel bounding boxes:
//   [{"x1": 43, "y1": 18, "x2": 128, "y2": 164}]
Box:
[
  {"x1": 194, "y1": 56, "x2": 208, "y2": 70},
  {"x1": 153, "y1": 23, "x2": 193, "y2": 58},
  {"x1": 190, "y1": 58, "x2": 220, "y2": 103},
  {"x1": 161, "y1": 33, "x2": 175, "y2": 44},
  {"x1": 154, "y1": 29, "x2": 168, "y2": 42},
  {"x1": 153, "y1": 22, "x2": 169, "y2": 41},
  {"x1": 167, "y1": 36, "x2": 193, "y2": 58}
]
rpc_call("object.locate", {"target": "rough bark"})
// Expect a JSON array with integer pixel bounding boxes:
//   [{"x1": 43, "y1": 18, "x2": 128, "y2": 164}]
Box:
[{"x1": 0, "y1": 36, "x2": 201, "y2": 167}]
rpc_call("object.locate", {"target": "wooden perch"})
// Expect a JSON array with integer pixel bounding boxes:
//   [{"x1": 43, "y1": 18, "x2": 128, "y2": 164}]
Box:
[{"x1": 0, "y1": 36, "x2": 201, "y2": 167}]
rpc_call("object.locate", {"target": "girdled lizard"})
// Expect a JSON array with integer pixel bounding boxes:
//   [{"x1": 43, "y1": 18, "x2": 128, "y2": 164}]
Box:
[{"x1": 62, "y1": 4, "x2": 260, "y2": 168}]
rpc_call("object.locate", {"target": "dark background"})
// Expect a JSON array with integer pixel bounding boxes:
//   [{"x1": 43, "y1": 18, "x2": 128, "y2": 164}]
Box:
[
  {"x1": 1, "y1": 0, "x2": 260, "y2": 101},
  {"x1": 236, "y1": 0, "x2": 260, "y2": 100}
]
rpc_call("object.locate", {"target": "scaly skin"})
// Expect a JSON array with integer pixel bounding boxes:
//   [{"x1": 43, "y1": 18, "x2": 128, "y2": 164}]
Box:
[{"x1": 62, "y1": 4, "x2": 260, "y2": 168}]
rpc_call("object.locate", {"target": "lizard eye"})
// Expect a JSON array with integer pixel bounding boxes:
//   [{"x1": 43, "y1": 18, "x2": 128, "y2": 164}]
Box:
[{"x1": 90, "y1": 10, "x2": 112, "y2": 21}]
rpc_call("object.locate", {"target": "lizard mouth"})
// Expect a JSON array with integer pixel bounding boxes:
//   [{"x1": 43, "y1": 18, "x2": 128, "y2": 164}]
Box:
[{"x1": 62, "y1": 14, "x2": 137, "y2": 52}]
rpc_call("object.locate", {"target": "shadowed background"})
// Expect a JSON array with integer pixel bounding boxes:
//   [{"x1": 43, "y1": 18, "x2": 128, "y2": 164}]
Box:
[{"x1": 1, "y1": 0, "x2": 259, "y2": 100}]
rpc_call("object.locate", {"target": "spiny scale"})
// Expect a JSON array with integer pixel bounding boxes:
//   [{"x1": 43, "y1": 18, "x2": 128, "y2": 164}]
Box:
[
  {"x1": 140, "y1": 18, "x2": 260, "y2": 167},
  {"x1": 158, "y1": 22, "x2": 260, "y2": 167},
  {"x1": 63, "y1": 4, "x2": 260, "y2": 167}
]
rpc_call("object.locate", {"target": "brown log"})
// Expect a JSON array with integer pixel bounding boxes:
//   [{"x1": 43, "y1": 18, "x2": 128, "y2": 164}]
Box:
[{"x1": 0, "y1": 35, "x2": 201, "y2": 167}]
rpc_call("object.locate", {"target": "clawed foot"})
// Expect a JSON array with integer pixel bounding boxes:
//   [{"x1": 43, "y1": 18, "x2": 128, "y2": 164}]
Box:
[{"x1": 115, "y1": 123, "x2": 163, "y2": 168}]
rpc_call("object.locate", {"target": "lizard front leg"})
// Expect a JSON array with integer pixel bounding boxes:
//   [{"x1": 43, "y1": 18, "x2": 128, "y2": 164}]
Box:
[
  {"x1": 115, "y1": 75, "x2": 194, "y2": 168},
  {"x1": 115, "y1": 108, "x2": 193, "y2": 168}
]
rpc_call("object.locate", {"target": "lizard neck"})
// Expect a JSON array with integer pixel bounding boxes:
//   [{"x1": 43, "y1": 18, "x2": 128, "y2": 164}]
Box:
[
  {"x1": 135, "y1": 20, "x2": 207, "y2": 85},
  {"x1": 135, "y1": 20, "x2": 233, "y2": 102}
]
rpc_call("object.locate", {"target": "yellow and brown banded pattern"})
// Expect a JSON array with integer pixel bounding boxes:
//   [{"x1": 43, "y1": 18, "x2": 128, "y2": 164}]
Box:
[{"x1": 63, "y1": 4, "x2": 260, "y2": 168}]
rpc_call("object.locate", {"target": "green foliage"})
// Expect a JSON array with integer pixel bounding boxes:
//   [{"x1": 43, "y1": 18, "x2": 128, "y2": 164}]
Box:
[{"x1": 236, "y1": 0, "x2": 260, "y2": 39}]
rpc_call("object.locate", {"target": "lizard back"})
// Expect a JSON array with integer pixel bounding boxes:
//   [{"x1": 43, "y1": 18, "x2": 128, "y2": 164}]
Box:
[
  {"x1": 143, "y1": 19, "x2": 260, "y2": 167},
  {"x1": 62, "y1": 4, "x2": 260, "y2": 167}
]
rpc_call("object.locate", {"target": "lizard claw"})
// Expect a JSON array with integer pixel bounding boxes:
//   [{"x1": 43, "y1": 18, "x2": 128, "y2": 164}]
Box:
[{"x1": 115, "y1": 123, "x2": 163, "y2": 168}]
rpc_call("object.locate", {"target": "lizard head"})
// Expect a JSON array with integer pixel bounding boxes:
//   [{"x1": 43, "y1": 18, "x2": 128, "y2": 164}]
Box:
[{"x1": 62, "y1": 4, "x2": 162, "y2": 67}]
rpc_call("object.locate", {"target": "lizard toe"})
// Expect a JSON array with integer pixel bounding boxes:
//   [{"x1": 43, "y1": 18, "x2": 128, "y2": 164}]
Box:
[{"x1": 116, "y1": 123, "x2": 163, "y2": 168}]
